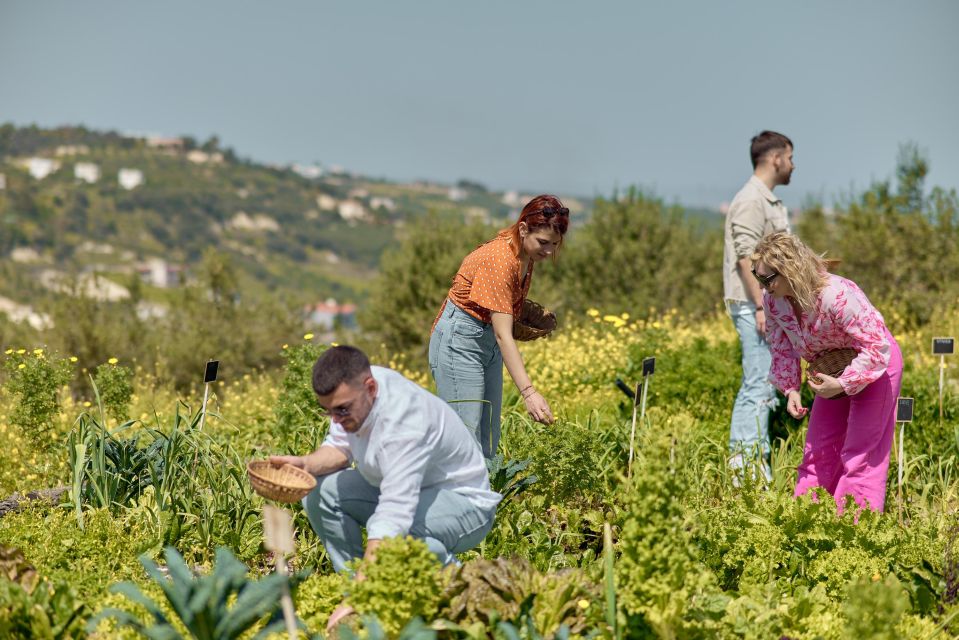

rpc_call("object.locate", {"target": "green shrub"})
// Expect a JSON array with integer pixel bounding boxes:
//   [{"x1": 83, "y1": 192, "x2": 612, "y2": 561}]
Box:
[
  {"x1": 440, "y1": 557, "x2": 601, "y2": 637},
  {"x1": 0, "y1": 577, "x2": 90, "y2": 639},
  {"x1": 841, "y1": 574, "x2": 910, "y2": 640},
  {"x1": 293, "y1": 572, "x2": 348, "y2": 635},
  {"x1": 615, "y1": 414, "x2": 720, "y2": 638},
  {"x1": 92, "y1": 359, "x2": 134, "y2": 424},
  {"x1": 273, "y1": 340, "x2": 328, "y2": 452},
  {"x1": 1, "y1": 347, "x2": 73, "y2": 450},
  {"x1": 0, "y1": 505, "x2": 159, "y2": 601},
  {"x1": 346, "y1": 537, "x2": 447, "y2": 636}
]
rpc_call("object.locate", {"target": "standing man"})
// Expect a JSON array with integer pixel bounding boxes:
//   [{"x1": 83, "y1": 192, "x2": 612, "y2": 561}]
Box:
[
  {"x1": 723, "y1": 130, "x2": 795, "y2": 482},
  {"x1": 270, "y1": 345, "x2": 501, "y2": 628}
]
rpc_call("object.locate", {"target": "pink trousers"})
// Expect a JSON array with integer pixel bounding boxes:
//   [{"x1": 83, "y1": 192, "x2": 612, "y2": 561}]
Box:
[{"x1": 794, "y1": 334, "x2": 903, "y2": 512}]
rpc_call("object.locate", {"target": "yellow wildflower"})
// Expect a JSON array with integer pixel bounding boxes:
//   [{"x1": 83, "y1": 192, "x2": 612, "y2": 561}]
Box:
[
  {"x1": 303, "y1": 333, "x2": 314, "y2": 340},
  {"x1": 4, "y1": 348, "x2": 12, "y2": 354},
  {"x1": 17, "y1": 363, "x2": 26, "y2": 369},
  {"x1": 331, "y1": 342, "x2": 339, "y2": 347},
  {"x1": 83, "y1": 401, "x2": 92, "y2": 408},
  {"x1": 16, "y1": 349, "x2": 25, "y2": 355},
  {"x1": 33, "y1": 348, "x2": 43, "y2": 355},
  {"x1": 586, "y1": 308, "x2": 600, "y2": 317},
  {"x1": 108, "y1": 357, "x2": 119, "y2": 365},
  {"x1": 69, "y1": 356, "x2": 78, "y2": 363},
  {"x1": 282, "y1": 344, "x2": 289, "y2": 350},
  {"x1": 578, "y1": 599, "x2": 590, "y2": 609}
]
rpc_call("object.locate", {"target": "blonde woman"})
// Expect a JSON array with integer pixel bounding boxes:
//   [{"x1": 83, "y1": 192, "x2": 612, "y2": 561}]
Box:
[{"x1": 751, "y1": 232, "x2": 902, "y2": 512}]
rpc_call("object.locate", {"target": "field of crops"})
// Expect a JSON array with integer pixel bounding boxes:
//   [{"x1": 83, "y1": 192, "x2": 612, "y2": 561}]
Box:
[{"x1": 2, "y1": 307, "x2": 959, "y2": 639}]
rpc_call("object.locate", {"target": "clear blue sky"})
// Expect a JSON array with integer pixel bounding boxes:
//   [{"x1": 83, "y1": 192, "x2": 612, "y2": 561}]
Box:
[{"x1": 2, "y1": 1, "x2": 957, "y2": 209}]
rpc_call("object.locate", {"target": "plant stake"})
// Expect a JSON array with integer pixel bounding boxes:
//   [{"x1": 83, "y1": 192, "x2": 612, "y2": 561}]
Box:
[
  {"x1": 627, "y1": 357, "x2": 656, "y2": 478},
  {"x1": 198, "y1": 359, "x2": 219, "y2": 431},
  {"x1": 895, "y1": 397, "x2": 914, "y2": 525},
  {"x1": 264, "y1": 504, "x2": 299, "y2": 640},
  {"x1": 627, "y1": 381, "x2": 640, "y2": 479},
  {"x1": 933, "y1": 338, "x2": 954, "y2": 424}
]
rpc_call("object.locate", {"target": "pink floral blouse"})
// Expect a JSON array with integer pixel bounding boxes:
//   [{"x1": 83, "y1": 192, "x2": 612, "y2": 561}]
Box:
[{"x1": 765, "y1": 274, "x2": 891, "y2": 396}]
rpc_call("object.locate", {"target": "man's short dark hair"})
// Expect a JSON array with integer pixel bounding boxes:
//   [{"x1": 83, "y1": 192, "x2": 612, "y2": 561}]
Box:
[
  {"x1": 750, "y1": 130, "x2": 793, "y2": 169},
  {"x1": 312, "y1": 345, "x2": 371, "y2": 395}
]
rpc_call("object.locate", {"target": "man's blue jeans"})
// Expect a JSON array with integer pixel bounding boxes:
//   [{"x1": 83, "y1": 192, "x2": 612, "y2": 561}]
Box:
[
  {"x1": 428, "y1": 301, "x2": 503, "y2": 458},
  {"x1": 302, "y1": 469, "x2": 496, "y2": 573},
  {"x1": 728, "y1": 301, "x2": 777, "y2": 479}
]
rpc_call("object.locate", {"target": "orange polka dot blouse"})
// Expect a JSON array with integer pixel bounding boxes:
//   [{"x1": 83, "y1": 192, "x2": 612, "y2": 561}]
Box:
[{"x1": 432, "y1": 231, "x2": 533, "y2": 332}]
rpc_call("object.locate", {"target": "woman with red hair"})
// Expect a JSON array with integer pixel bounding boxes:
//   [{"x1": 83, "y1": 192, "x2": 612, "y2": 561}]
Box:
[{"x1": 429, "y1": 195, "x2": 569, "y2": 457}]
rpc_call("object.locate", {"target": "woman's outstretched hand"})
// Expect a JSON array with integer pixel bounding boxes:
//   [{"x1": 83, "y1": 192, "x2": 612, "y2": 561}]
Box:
[
  {"x1": 786, "y1": 390, "x2": 808, "y2": 419},
  {"x1": 523, "y1": 390, "x2": 554, "y2": 424}
]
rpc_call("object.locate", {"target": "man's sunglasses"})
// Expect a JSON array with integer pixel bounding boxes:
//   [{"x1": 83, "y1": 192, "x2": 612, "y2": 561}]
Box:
[
  {"x1": 317, "y1": 402, "x2": 355, "y2": 418},
  {"x1": 751, "y1": 269, "x2": 779, "y2": 287},
  {"x1": 540, "y1": 207, "x2": 569, "y2": 219}
]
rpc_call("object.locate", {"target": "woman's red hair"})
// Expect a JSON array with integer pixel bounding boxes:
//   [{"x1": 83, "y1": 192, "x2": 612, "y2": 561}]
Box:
[{"x1": 504, "y1": 194, "x2": 569, "y2": 252}]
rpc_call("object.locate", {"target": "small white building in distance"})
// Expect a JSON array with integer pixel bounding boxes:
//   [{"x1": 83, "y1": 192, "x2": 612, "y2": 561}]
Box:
[
  {"x1": 26, "y1": 157, "x2": 60, "y2": 180},
  {"x1": 137, "y1": 258, "x2": 184, "y2": 288},
  {"x1": 10, "y1": 247, "x2": 41, "y2": 263},
  {"x1": 292, "y1": 164, "x2": 323, "y2": 179},
  {"x1": 118, "y1": 168, "x2": 144, "y2": 190},
  {"x1": 55, "y1": 144, "x2": 90, "y2": 156},
  {"x1": 75, "y1": 162, "x2": 101, "y2": 184},
  {"x1": 146, "y1": 136, "x2": 184, "y2": 153},
  {"x1": 448, "y1": 186, "x2": 467, "y2": 202},
  {"x1": 316, "y1": 193, "x2": 338, "y2": 210},
  {"x1": 370, "y1": 196, "x2": 397, "y2": 212},
  {"x1": 186, "y1": 149, "x2": 224, "y2": 164},
  {"x1": 337, "y1": 199, "x2": 368, "y2": 222},
  {"x1": 502, "y1": 191, "x2": 525, "y2": 207}
]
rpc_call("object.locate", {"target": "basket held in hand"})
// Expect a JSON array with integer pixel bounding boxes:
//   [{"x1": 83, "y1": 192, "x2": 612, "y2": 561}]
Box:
[
  {"x1": 247, "y1": 460, "x2": 317, "y2": 503},
  {"x1": 513, "y1": 299, "x2": 557, "y2": 342},
  {"x1": 808, "y1": 348, "x2": 857, "y2": 398}
]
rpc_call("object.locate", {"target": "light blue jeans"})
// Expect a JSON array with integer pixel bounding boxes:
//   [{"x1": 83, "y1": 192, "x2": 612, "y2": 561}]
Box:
[
  {"x1": 728, "y1": 301, "x2": 778, "y2": 479},
  {"x1": 428, "y1": 301, "x2": 503, "y2": 458},
  {"x1": 302, "y1": 469, "x2": 496, "y2": 572}
]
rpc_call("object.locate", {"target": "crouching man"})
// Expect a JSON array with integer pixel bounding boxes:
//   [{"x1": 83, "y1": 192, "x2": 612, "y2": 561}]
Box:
[{"x1": 270, "y1": 345, "x2": 501, "y2": 624}]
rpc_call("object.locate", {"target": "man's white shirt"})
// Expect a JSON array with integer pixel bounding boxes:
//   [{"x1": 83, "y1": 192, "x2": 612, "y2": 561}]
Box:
[{"x1": 322, "y1": 366, "x2": 502, "y2": 540}]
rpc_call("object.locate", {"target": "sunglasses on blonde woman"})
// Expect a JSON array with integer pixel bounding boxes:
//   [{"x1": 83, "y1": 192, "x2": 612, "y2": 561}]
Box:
[{"x1": 751, "y1": 268, "x2": 779, "y2": 288}]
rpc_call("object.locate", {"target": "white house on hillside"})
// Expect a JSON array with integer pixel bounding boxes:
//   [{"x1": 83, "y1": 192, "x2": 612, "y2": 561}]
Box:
[
  {"x1": 146, "y1": 136, "x2": 184, "y2": 153},
  {"x1": 306, "y1": 298, "x2": 357, "y2": 331},
  {"x1": 55, "y1": 144, "x2": 90, "y2": 156},
  {"x1": 502, "y1": 191, "x2": 523, "y2": 207},
  {"x1": 370, "y1": 196, "x2": 397, "y2": 212},
  {"x1": 118, "y1": 168, "x2": 144, "y2": 190},
  {"x1": 316, "y1": 194, "x2": 338, "y2": 210},
  {"x1": 337, "y1": 200, "x2": 368, "y2": 222},
  {"x1": 187, "y1": 149, "x2": 224, "y2": 164},
  {"x1": 75, "y1": 162, "x2": 101, "y2": 184},
  {"x1": 292, "y1": 164, "x2": 323, "y2": 179},
  {"x1": 26, "y1": 157, "x2": 60, "y2": 180},
  {"x1": 138, "y1": 258, "x2": 184, "y2": 288}
]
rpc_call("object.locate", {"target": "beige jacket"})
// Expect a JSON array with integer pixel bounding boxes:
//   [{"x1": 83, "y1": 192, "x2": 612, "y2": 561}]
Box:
[{"x1": 722, "y1": 175, "x2": 790, "y2": 302}]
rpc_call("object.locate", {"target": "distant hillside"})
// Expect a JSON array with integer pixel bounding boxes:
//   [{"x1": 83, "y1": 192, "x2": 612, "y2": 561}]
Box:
[{"x1": 0, "y1": 124, "x2": 592, "y2": 327}]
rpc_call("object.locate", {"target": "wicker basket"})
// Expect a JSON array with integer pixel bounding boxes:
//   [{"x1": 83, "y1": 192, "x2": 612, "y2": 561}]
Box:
[
  {"x1": 807, "y1": 348, "x2": 858, "y2": 397},
  {"x1": 247, "y1": 461, "x2": 317, "y2": 503},
  {"x1": 513, "y1": 299, "x2": 557, "y2": 342}
]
